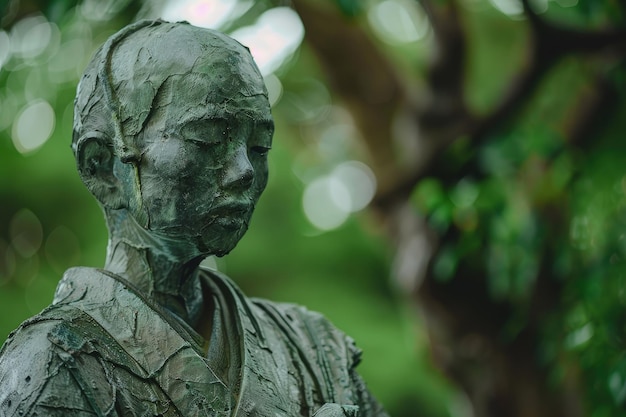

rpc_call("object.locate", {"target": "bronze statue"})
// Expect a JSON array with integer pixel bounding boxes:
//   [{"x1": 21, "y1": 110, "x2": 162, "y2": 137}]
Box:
[{"x1": 0, "y1": 20, "x2": 388, "y2": 417}]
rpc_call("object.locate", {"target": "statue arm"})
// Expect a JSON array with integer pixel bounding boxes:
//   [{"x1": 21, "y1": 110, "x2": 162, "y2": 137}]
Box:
[
  {"x1": 293, "y1": 304, "x2": 391, "y2": 416},
  {"x1": 251, "y1": 298, "x2": 391, "y2": 416}
]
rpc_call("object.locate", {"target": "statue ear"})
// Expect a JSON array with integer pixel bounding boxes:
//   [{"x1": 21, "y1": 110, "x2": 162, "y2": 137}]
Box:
[{"x1": 75, "y1": 134, "x2": 126, "y2": 210}]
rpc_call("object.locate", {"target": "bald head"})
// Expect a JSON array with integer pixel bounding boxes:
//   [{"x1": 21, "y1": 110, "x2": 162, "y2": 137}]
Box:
[{"x1": 72, "y1": 20, "x2": 267, "y2": 163}]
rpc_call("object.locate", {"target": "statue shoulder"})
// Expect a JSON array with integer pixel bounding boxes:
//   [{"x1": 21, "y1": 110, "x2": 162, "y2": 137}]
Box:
[
  {"x1": 253, "y1": 298, "x2": 363, "y2": 369},
  {"x1": 0, "y1": 304, "x2": 176, "y2": 417},
  {"x1": 198, "y1": 268, "x2": 362, "y2": 369},
  {"x1": 0, "y1": 306, "x2": 106, "y2": 416}
]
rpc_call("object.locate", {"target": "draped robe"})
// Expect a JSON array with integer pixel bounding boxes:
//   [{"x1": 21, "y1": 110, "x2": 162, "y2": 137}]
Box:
[{"x1": 0, "y1": 267, "x2": 387, "y2": 417}]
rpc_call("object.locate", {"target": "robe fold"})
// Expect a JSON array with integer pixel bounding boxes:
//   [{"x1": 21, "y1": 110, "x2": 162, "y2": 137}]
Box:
[{"x1": 0, "y1": 267, "x2": 388, "y2": 417}]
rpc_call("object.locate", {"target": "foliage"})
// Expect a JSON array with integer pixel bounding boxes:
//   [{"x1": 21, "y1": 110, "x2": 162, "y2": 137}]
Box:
[
  {"x1": 296, "y1": 0, "x2": 626, "y2": 416},
  {"x1": 2, "y1": 0, "x2": 626, "y2": 416}
]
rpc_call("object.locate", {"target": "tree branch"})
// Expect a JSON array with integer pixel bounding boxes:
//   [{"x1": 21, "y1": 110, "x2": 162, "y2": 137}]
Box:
[
  {"x1": 470, "y1": 1, "x2": 626, "y2": 143},
  {"x1": 373, "y1": 2, "x2": 626, "y2": 209},
  {"x1": 417, "y1": 0, "x2": 469, "y2": 129}
]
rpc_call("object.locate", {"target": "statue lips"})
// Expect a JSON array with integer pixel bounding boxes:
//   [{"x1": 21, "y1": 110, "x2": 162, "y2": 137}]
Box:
[{"x1": 210, "y1": 202, "x2": 251, "y2": 229}]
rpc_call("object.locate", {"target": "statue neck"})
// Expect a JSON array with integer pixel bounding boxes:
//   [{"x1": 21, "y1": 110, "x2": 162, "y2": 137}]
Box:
[{"x1": 103, "y1": 208, "x2": 206, "y2": 328}]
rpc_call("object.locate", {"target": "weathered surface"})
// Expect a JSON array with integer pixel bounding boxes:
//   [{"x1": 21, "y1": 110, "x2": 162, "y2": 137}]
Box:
[
  {"x1": 0, "y1": 267, "x2": 383, "y2": 416},
  {"x1": 0, "y1": 20, "x2": 387, "y2": 416}
]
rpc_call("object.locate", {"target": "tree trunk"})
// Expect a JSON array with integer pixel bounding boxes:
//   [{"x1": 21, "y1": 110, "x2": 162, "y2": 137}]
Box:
[{"x1": 287, "y1": 1, "x2": 626, "y2": 415}]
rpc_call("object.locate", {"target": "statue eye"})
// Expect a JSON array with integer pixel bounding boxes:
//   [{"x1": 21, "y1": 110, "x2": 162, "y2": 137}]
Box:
[
  {"x1": 250, "y1": 145, "x2": 271, "y2": 156},
  {"x1": 180, "y1": 118, "x2": 229, "y2": 145},
  {"x1": 249, "y1": 121, "x2": 273, "y2": 157}
]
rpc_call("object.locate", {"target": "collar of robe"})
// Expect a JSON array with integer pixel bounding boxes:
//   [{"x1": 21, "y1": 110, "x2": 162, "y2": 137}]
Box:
[{"x1": 52, "y1": 266, "x2": 260, "y2": 416}]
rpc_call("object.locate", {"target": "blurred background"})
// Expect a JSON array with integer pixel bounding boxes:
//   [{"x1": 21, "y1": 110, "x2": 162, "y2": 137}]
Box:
[{"x1": 1, "y1": 0, "x2": 626, "y2": 416}]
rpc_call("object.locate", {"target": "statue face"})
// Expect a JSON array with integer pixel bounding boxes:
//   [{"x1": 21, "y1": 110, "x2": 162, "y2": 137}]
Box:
[{"x1": 127, "y1": 73, "x2": 273, "y2": 256}]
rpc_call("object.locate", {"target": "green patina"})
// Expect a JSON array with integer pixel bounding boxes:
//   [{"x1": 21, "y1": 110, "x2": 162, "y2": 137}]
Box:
[{"x1": 0, "y1": 20, "x2": 387, "y2": 417}]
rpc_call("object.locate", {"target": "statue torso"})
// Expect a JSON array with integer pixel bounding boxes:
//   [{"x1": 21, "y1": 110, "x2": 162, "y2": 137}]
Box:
[{"x1": 0, "y1": 268, "x2": 385, "y2": 417}]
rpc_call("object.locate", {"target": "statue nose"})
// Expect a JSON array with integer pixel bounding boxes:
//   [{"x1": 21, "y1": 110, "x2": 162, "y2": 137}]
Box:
[{"x1": 221, "y1": 145, "x2": 254, "y2": 190}]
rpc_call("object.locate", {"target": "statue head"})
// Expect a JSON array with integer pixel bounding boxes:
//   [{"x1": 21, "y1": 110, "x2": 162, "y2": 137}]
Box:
[{"x1": 72, "y1": 20, "x2": 274, "y2": 257}]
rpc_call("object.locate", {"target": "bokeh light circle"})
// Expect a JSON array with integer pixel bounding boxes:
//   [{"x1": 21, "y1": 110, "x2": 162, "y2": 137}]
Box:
[{"x1": 12, "y1": 99, "x2": 55, "y2": 154}]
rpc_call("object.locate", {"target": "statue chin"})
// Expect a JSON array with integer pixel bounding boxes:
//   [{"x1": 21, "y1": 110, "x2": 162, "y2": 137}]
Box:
[
  {"x1": 194, "y1": 211, "x2": 252, "y2": 257},
  {"x1": 199, "y1": 227, "x2": 248, "y2": 258}
]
